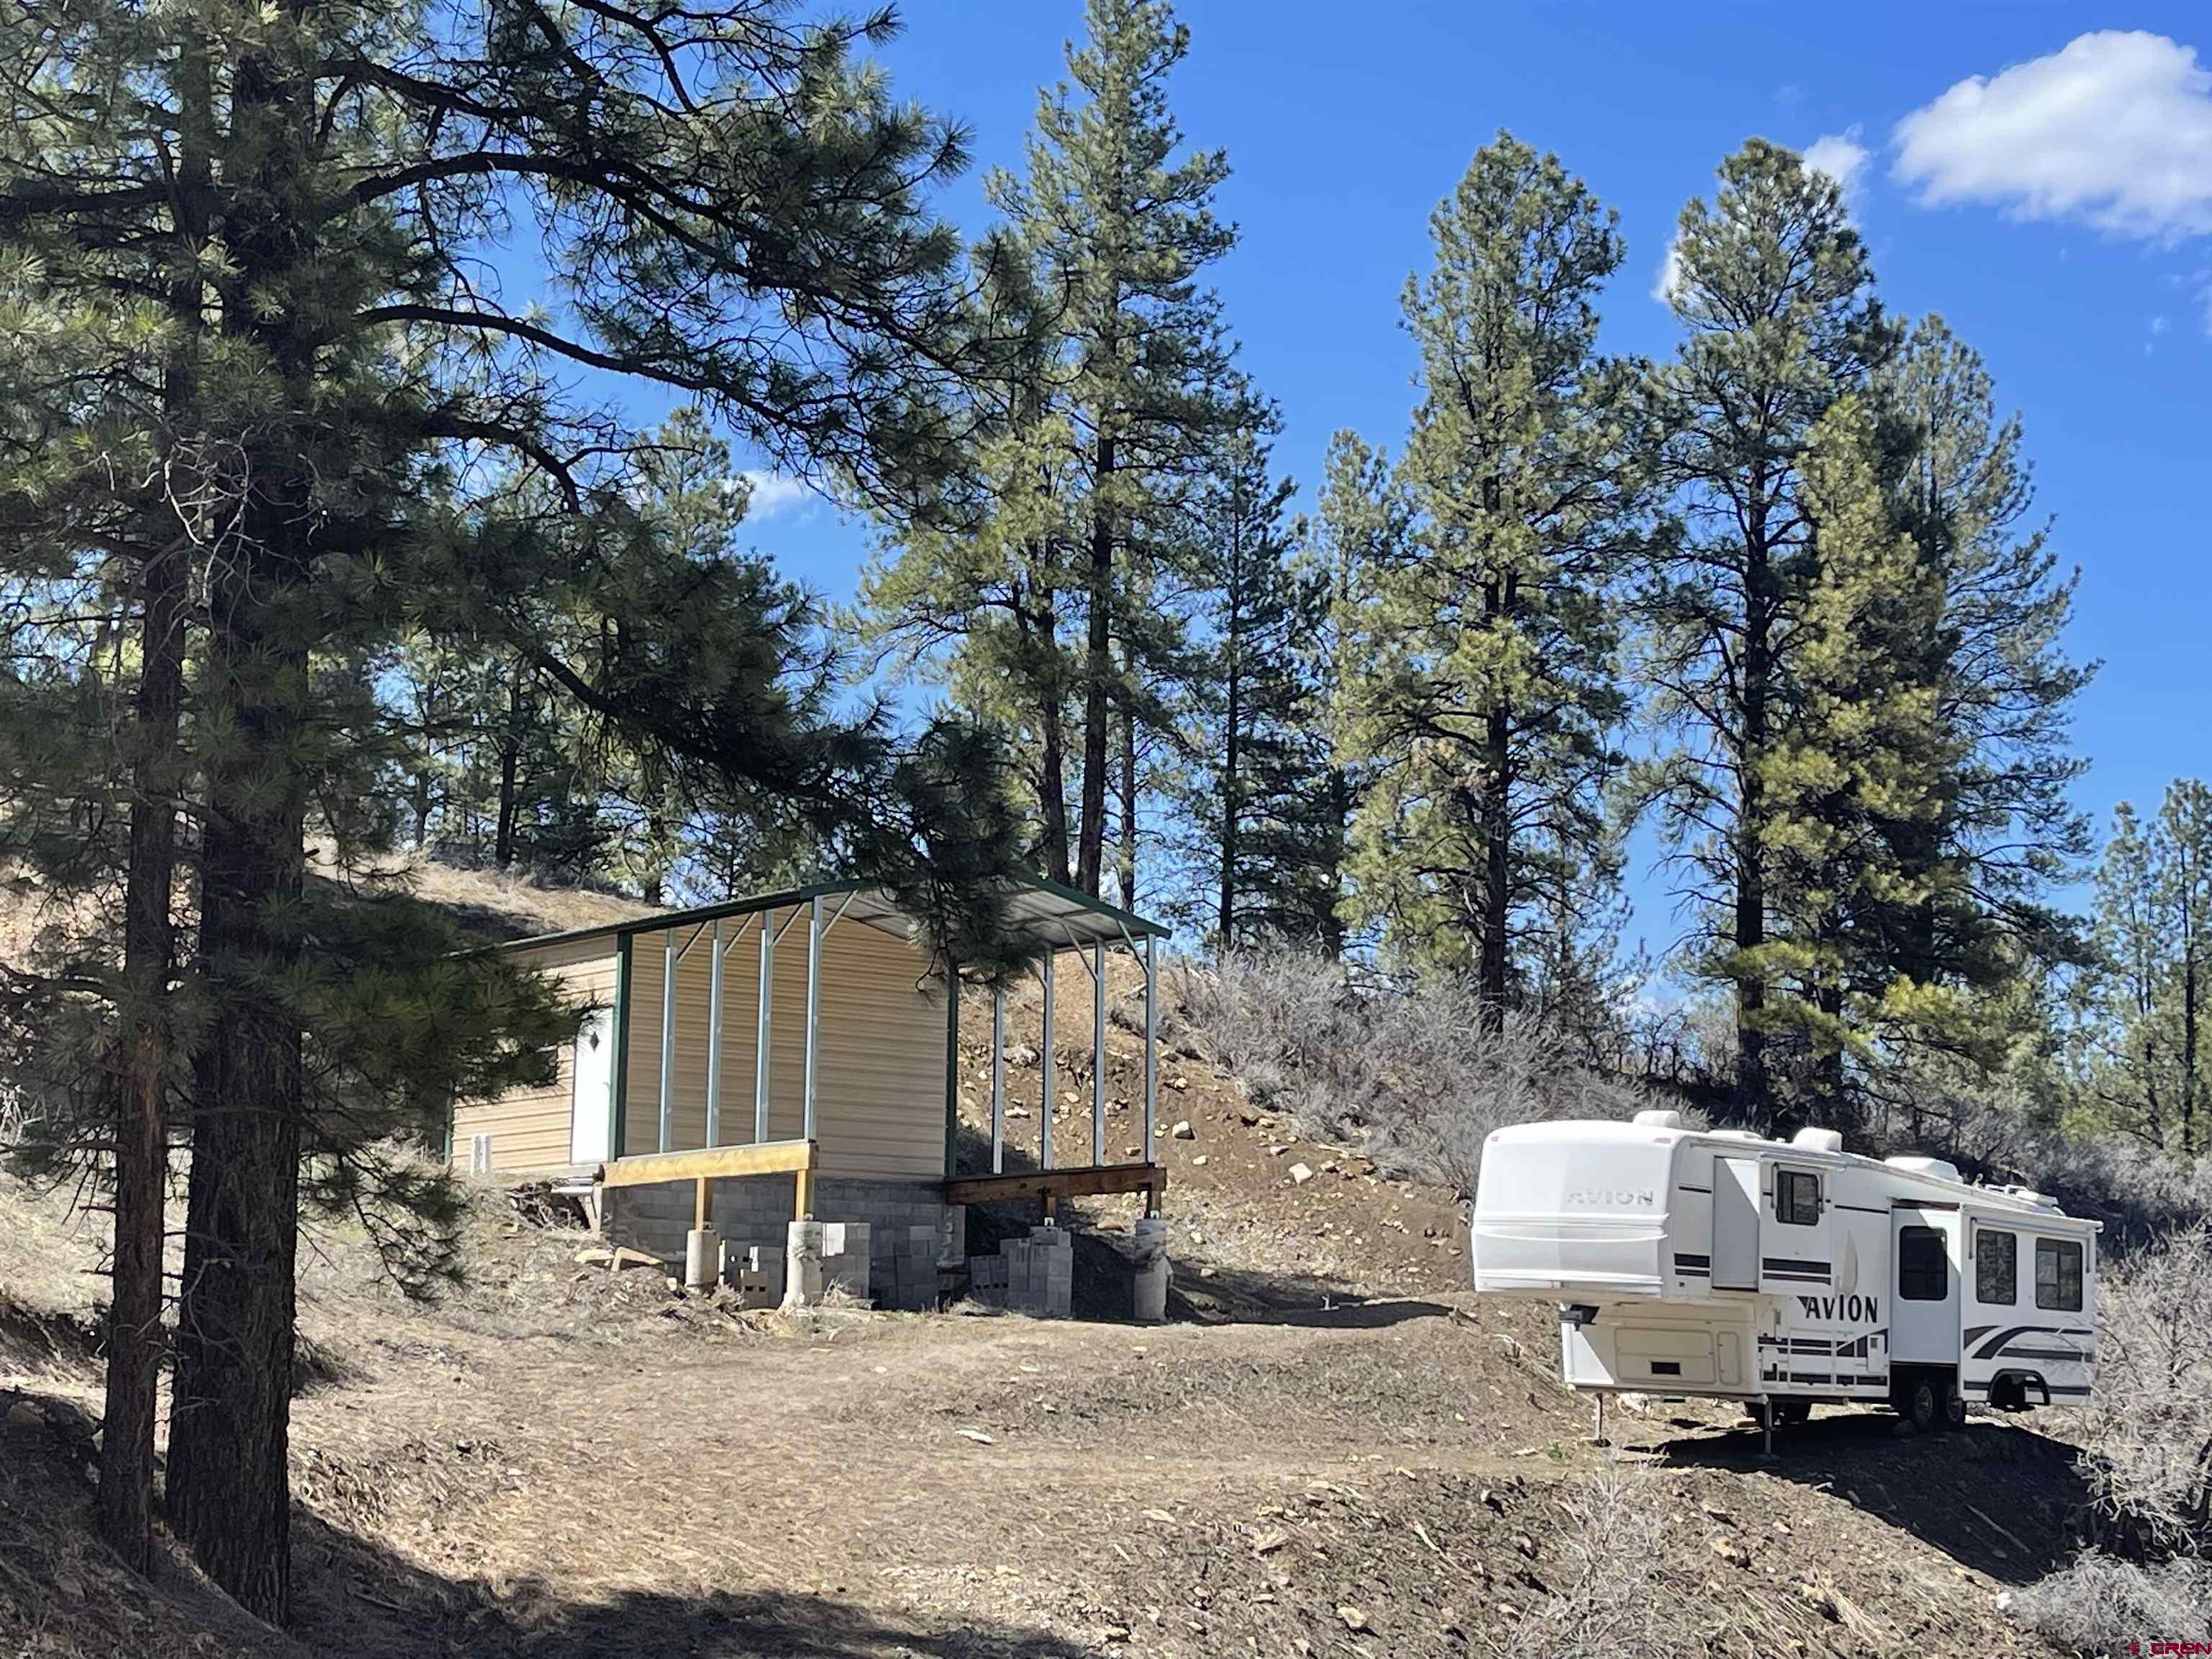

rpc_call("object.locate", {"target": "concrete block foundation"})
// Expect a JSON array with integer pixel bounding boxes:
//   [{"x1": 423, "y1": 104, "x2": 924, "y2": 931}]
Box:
[{"x1": 601, "y1": 1176, "x2": 951, "y2": 1308}]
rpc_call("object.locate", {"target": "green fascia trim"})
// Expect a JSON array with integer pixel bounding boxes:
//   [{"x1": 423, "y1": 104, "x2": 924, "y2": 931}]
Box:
[
  {"x1": 495, "y1": 873, "x2": 1171, "y2": 958},
  {"x1": 1022, "y1": 873, "x2": 1174, "y2": 940},
  {"x1": 610, "y1": 932, "x2": 633, "y2": 1160},
  {"x1": 943, "y1": 970, "x2": 961, "y2": 1180}
]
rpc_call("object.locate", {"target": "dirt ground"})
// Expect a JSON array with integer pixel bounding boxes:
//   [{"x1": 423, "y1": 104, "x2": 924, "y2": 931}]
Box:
[{"x1": 0, "y1": 962, "x2": 2092, "y2": 1658}]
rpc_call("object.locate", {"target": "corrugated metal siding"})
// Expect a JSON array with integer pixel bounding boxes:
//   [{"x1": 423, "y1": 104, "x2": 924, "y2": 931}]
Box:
[
  {"x1": 451, "y1": 937, "x2": 620, "y2": 1173},
  {"x1": 623, "y1": 911, "x2": 946, "y2": 1180}
]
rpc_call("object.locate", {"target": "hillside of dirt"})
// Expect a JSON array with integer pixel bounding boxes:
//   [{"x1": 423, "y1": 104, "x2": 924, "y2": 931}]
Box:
[{"x1": 1, "y1": 953, "x2": 2098, "y2": 1658}]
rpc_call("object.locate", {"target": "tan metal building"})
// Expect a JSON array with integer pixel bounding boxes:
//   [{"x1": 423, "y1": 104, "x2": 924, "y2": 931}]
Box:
[{"x1": 450, "y1": 876, "x2": 1169, "y2": 1285}]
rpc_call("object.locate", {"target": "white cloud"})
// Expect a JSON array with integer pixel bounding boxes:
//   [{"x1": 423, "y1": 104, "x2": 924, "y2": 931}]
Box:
[
  {"x1": 1652, "y1": 233, "x2": 1683, "y2": 305},
  {"x1": 1891, "y1": 30, "x2": 2212, "y2": 241},
  {"x1": 2151, "y1": 314, "x2": 2172, "y2": 336},
  {"x1": 1803, "y1": 126, "x2": 1871, "y2": 195},
  {"x1": 734, "y1": 469, "x2": 810, "y2": 519}
]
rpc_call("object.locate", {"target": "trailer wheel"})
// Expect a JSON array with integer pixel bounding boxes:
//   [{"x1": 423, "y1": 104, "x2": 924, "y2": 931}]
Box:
[
  {"x1": 1773, "y1": 1400, "x2": 1811, "y2": 1428},
  {"x1": 1943, "y1": 1378, "x2": 1968, "y2": 1431},
  {"x1": 1899, "y1": 1373, "x2": 1942, "y2": 1434}
]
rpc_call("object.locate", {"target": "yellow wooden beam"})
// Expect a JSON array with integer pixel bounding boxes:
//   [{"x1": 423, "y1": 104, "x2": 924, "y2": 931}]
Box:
[
  {"x1": 598, "y1": 1138, "x2": 816, "y2": 1189},
  {"x1": 945, "y1": 1162, "x2": 1163, "y2": 1207}
]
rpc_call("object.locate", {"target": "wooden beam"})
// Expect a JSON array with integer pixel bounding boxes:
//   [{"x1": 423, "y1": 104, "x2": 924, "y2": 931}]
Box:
[
  {"x1": 598, "y1": 1138, "x2": 815, "y2": 1189},
  {"x1": 945, "y1": 1162, "x2": 1164, "y2": 1207}
]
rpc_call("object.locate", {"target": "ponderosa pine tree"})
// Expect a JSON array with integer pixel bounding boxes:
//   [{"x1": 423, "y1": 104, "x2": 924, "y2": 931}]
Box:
[
  {"x1": 1181, "y1": 400, "x2": 1338, "y2": 945},
  {"x1": 1308, "y1": 431, "x2": 1407, "y2": 958},
  {"x1": 2082, "y1": 783, "x2": 2212, "y2": 1156},
  {"x1": 1758, "y1": 396, "x2": 1956, "y2": 1123},
  {"x1": 0, "y1": 0, "x2": 1025, "y2": 1615},
  {"x1": 1879, "y1": 316, "x2": 2093, "y2": 971},
  {"x1": 1341, "y1": 134, "x2": 1647, "y2": 1017},
  {"x1": 1639, "y1": 139, "x2": 1893, "y2": 1128},
  {"x1": 986, "y1": 0, "x2": 1238, "y2": 896}
]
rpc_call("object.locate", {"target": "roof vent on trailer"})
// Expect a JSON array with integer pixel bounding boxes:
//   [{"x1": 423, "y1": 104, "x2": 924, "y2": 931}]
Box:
[
  {"x1": 1632, "y1": 1109, "x2": 1683, "y2": 1129},
  {"x1": 1885, "y1": 1154, "x2": 1964, "y2": 1184},
  {"x1": 1791, "y1": 1128, "x2": 1843, "y2": 1155},
  {"x1": 1709, "y1": 1129, "x2": 1765, "y2": 1143}
]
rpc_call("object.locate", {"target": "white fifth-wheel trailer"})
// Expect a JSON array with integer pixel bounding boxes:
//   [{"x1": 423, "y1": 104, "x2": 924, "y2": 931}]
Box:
[{"x1": 1469, "y1": 1111, "x2": 2100, "y2": 1436}]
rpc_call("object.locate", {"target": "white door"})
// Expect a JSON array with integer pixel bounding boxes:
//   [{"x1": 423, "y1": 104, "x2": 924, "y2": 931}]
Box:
[
  {"x1": 1891, "y1": 1208, "x2": 1961, "y2": 1366},
  {"x1": 569, "y1": 1007, "x2": 614, "y2": 1164},
  {"x1": 1759, "y1": 1159, "x2": 1833, "y2": 1295},
  {"x1": 1713, "y1": 1158, "x2": 1761, "y2": 1291}
]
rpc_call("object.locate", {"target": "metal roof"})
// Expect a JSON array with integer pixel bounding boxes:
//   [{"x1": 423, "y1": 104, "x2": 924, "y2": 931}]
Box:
[{"x1": 495, "y1": 873, "x2": 1169, "y2": 961}]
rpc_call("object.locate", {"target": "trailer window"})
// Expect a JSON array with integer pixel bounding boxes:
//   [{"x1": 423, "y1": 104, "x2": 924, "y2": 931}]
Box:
[
  {"x1": 1899, "y1": 1226, "x2": 1948, "y2": 1301},
  {"x1": 2036, "y1": 1238, "x2": 2084, "y2": 1312},
  {"x1": 1775, "y1": 1169, "x2": 1821, "y2": 1226},
  {"x1": 1975, "y1": 1228, "x2": 2017, "y2": 1305}
]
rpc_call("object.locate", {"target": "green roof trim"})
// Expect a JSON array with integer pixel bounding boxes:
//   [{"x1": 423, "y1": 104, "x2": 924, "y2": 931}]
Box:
[{"x1": 492, "y1": 873, "x2": 1170, "y2": 958}]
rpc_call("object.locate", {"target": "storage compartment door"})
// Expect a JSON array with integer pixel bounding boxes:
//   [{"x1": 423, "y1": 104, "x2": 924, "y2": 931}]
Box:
[
  {"x1": 1712, "y1": 1158, "x2": 1760, "y2": 1290},
  {"x1": 1613, "y1": 1326, "x2": 1717, "y2": 1386}
]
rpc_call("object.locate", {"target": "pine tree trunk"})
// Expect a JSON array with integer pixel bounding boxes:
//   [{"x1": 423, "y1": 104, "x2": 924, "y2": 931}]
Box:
[
  {"x1": 1478, "y1": 702, "x2": 1511, "y2": 1033},
  {"x1": 493, "y1": 673, "x2": 522, "y2": 869},
  {"x1": 1475, "y1": 560, "x2": 1516, "y2": 1032},
  {"x1": 1024, "y1": 568, "x2": 1074, "y2": 887},
  {"x1": 2182, "y1": 896, "x2": 2199, "y2": 1159},
  {"x1": 167, "y1": 45, "x2": 308, "y2": 1621},
  {"x1": 169, "y1": 604, "x2": 306, "y2": 1622},
  {"x1": 1038, "y1": 694, "x2": 1073, "y2": 888},
  {"x1": 1218, "y1": 655, "x2": 1241, "y2": 940},
  {"x1": 102, "y1": 41, "x2": 208, "y2": 1571},
  {"x1": 1076, "y1": 435, "x2": 1115, "y2": 895},
  {"x1": 1736, "y1": 516, "x2": 1773, "y2": 1130},
  {"x1": 101, "y1": 539, "x2": 186, "y2": 1573},
  {"x1": 1118, "y1": 700, "x2": 1137, "y2": 908}
]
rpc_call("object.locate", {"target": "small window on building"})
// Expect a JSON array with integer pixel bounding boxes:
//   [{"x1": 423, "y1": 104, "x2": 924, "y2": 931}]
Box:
[
  {"x1": 1776, "y1": 1169, "x2": 1822, "y2": 1227},
  {"x1": 1899, "y1": 1226, "x2": 1948, "y2": 1301},
  {"x1": 2036, "y1": 1238, "x2": 2084, "y2": 1312},
  {"x1": 1976, "y1": 1228, "x2": 2017, "y2": 1305}
]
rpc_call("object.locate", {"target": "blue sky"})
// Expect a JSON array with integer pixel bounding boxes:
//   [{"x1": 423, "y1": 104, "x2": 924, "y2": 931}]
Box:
[{"x1": 736, "y1": 4, "x2": 2212, "y2": 958}]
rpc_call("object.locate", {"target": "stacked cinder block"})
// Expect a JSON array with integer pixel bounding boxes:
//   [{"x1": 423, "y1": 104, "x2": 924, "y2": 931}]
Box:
[
  {"x1": 722, "y1": 1241, "x2": 785, "y2": 1308},
  {"x1": 820, "y1": 1222, "x2": 871, "y2": 1299},
  {"x1": 995, "y1": 1225, "x2": 1072, "y2": 1318},
  {"x1": 967, "y1": 1253, "x2": 1009, "y2": 1306}
]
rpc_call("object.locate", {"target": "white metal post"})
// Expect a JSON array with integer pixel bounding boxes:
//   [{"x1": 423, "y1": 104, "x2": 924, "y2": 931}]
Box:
[
  {"x1": 1143, "y1": 935, "x2": 1157, "y2": 1166},
  {"x1": 755, "y1": 908, "x2": 775, "y2": 1143},
  {"x1": 991, "y1": 986, "x2": 1006, "y2": 1174},
  {"x1": 1040, "y1": 949, "x2": 1055, "y2": 1171},
  {"x1": 658, "y1": 927, "x2": 677, "y2": 1153},
  {"x1": 1092, "y1": 940, "x2": 1106, "y2": 1166},
  {"x1": 705, "y1": 917, "x2": 725, "y2": 1147},
  {"x1": 803, "y1": 894, "x2": 822, "y2": 1142}
]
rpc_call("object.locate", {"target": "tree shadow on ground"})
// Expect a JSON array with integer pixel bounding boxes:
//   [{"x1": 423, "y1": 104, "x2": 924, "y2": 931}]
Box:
[
  {"x1": 291, "y1": 1506, "x2": 1101, "y2": 1659},
  {"x1": 1645, "y1": 1408, "x2": 2087, "y2": 1583},
  {"x1": 4, "y1": 1382, "x2": 1102, "y2": 1659},
  {"x1": 0, "y1": 1291, "x2": 103, "y2": 1378}
]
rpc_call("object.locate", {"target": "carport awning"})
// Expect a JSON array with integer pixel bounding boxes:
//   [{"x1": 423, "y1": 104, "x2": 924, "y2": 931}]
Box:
[{"x1": 498, "y1": 873, "x2": 1167, "y2": 961}]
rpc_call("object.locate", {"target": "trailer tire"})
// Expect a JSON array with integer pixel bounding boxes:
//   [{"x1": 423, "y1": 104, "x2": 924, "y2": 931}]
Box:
[
  {"x1": 1898, "y1": 1372, "x2": 1943, "y2": 1434},
  {"x1": 1943, "y1": 1378, "x2": 1968, "y2": 1431}
]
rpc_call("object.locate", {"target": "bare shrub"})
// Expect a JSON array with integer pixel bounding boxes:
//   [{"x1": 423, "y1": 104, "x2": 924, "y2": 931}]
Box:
[
  {"x1": 2077, "y1": 1227, "x2": 2212, "y2": 1551},
  {"x1": 1489, "y1": 1463, "x2": 1668, "y2": 1658},
  {"x1": 1173, "y1": 948, "x2": 1652, "y2": 1195},
  {"x1": 2008, "y1": 1550, "x2": 2212, "y2": 1656}
]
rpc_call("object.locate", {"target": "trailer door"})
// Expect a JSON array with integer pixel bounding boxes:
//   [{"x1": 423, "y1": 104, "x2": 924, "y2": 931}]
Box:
[
  {"x1": 1892, "y1": 1208, "x2": 1961, "y2": 1367},
  {"x1": 1758, "y1": 1158, "x2": 1833, "y2": 1295},
  {"x1": 1712, "y1": 1158, "x2": 1760, "y2": 1291}
]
